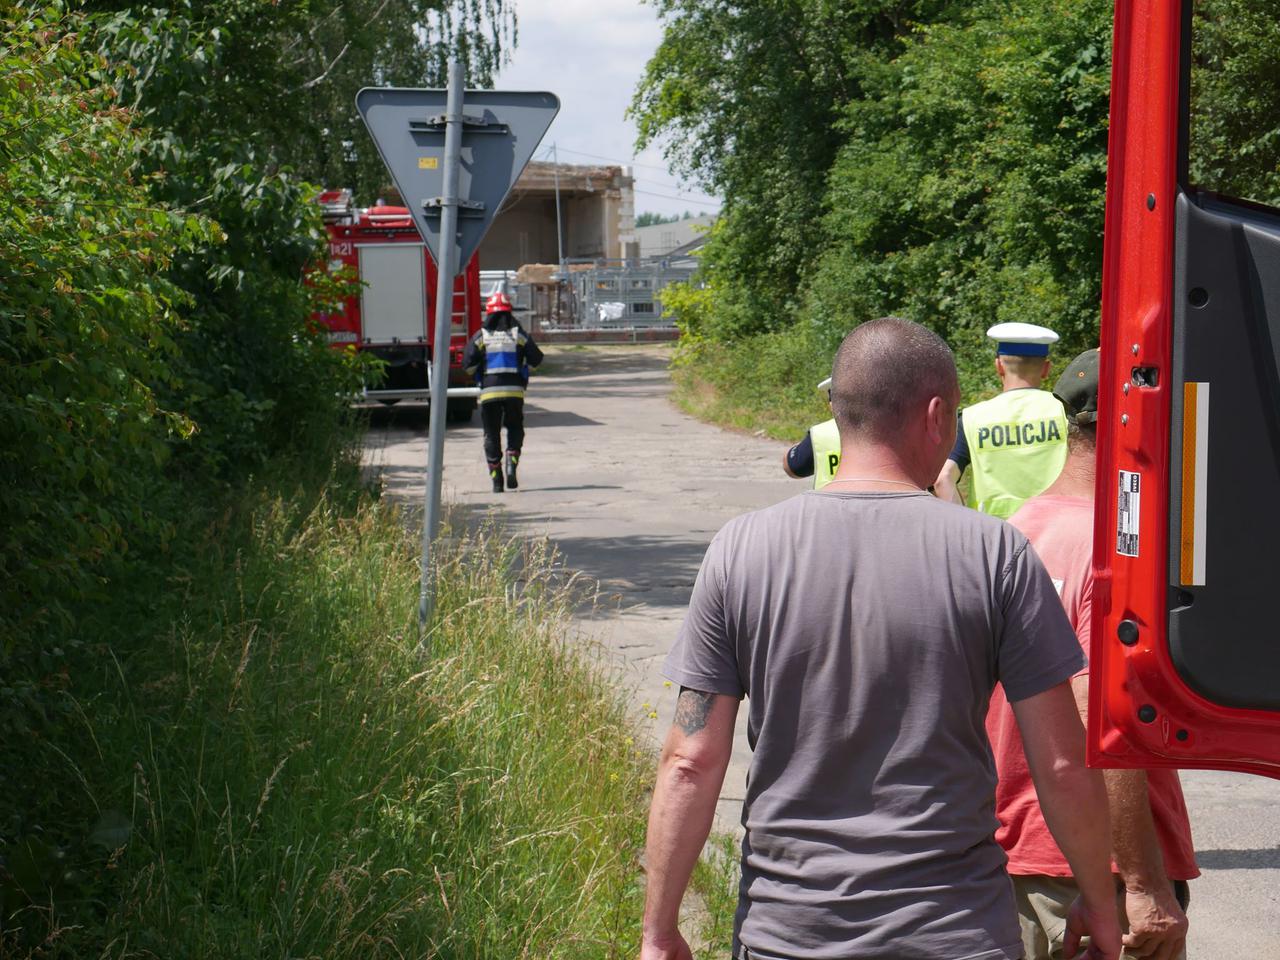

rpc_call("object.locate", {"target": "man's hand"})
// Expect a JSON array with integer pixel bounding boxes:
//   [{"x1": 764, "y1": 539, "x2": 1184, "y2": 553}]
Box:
[
  {"x1": 932, "y1": 458, "x2": 963, "y2": 504},
  {"x1": 1120, "y1": 884, "x2": 1188, "y2": 960},
  {"x1": 1062, "y1": 894, "x2": 1123, "y2": 960},
  {"x1": 639, "y1": 930, "x2": 694, "y2": 960}
]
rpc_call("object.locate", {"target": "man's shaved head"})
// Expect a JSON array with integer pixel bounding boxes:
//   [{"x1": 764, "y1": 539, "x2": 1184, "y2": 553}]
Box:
[{"x1": 830, "y1": 317, "x2": 959, "y2": 443}]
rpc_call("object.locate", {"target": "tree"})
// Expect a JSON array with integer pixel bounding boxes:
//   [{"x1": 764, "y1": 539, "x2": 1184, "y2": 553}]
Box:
[
  {"x1": 0, "y1": 1, "x2": 209, "y2": 685},
  {"x1": 632, "y1": 0, "x2": 958, "y2": 339},
  {"x1": 805, "y1": 0, "x2": 1114, "y2": 377},
  {"x1": 636, "y1": 211, "x2": 681, "y2": 228},
  {"x1": 1189, "y1": 0, "x2": 1280, "y2": 206},
  {"x1": 87, "y1": 0, "x2": 515, "y2": 197}
]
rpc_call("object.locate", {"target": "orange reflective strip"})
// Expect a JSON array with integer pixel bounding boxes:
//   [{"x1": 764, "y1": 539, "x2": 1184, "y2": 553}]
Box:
[{"x1": 1179, "y1": 382, "x2": 1197, "y2": 584}]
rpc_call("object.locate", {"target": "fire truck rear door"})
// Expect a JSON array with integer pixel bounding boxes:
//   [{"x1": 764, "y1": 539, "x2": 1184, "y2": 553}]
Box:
[
  {"x1": 1092, "y1": 0, "x2": 1280, "y2": 777},
  {"x1": 357, "y1": 244, "x2": 427, "y2": 344}
]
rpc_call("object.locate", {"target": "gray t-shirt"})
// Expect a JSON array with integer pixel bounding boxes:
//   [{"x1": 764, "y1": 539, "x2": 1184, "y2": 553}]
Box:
[{"x1": 664, "y1": 491, "x2": 1083, "y2": 960}]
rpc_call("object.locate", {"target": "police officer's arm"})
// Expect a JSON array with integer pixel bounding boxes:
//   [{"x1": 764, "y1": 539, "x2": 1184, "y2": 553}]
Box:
[
  {"x1": 641, "y1": 688, "x2": 739, "y2": 960},
  {"x1": 934, "y1": 460, "x2": 963, "y2": 503},
  {"x1": 933, "y1": 413, "x2": 968, "y2": 503},
  {"x1": 783, "y1": 431, "x2": 815, "y2": 480}
]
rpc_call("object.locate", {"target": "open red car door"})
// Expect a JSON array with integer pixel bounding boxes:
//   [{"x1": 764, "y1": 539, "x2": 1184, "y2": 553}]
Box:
[{"x1": 1092, "y1": 0, "x2": 1280, "y2": 776}]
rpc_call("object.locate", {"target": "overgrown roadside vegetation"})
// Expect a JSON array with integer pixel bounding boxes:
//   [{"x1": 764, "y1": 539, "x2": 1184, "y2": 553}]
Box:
[
  {"x1": 639, "y1": 0, "x2": 1280, "y2": 437},
  {"x1": 4, "y1": 452, "x2": 660, "y2": 956},
  {"x1": 3, "y1": 3, "x2": 676, "y2": 955}
]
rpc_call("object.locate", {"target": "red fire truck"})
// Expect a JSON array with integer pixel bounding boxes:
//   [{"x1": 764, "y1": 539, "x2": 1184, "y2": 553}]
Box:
[{"x1": 312, "y1": 188, "x2": 481, "y2": 421}]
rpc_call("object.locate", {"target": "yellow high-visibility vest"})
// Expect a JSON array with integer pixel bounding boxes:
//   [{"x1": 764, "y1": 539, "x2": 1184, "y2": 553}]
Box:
[
  {"x1": 810, "y1": 418, "x2": 841, "y2": 490},
  {"x1": 961, "y1": 390, "x2": 1067, "y2": 518}
]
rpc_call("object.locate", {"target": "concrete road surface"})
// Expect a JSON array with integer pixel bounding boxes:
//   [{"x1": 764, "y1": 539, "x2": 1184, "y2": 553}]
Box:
[{"x1": 361, "y1": 343, "x2": 1280, "y2": 957}]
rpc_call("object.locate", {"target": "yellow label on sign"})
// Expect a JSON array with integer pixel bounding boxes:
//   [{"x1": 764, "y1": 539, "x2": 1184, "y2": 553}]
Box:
[{"x1": 418, "y1": 156, "x2": 439, "y2": 170}]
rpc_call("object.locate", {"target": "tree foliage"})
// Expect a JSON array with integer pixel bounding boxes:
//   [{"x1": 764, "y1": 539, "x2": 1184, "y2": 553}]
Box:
[
  {"x1": 633, "y1": 0, "x2": 955, "y2": 339},
  {"x1": 86, "y1": 0, "x2": 516, "y2": 198},
  {"x1": 1189, "y1": 0, "x2": 1280, "y2": 205},
  {"x1": 808, "y1": 0, "x2": 1112, "y2": 371},
  {"x1": 2, "y1": 0, "x2": 517, "y2": 949},
  {"x1": 643, "y1": 0, "x2": 1280, "y2": 406},
  {"x1": 0, "y1": 4, "x2": 211, "y2": 645}
]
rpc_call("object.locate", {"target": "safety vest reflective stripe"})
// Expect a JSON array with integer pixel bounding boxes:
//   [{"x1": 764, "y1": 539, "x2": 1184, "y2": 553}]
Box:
[
  {"x1": 810, "y1": 418, "x2": 841, "y2": 491},
  {"x1": 481, "y1": 328, "x2": 520, "y2": 373},
  {"x1": 479, "y1": 385, "x2": 525, "y2": 402},
  {"x1": 961, "y1": 390, "x2": 1068, "y2": 519}
]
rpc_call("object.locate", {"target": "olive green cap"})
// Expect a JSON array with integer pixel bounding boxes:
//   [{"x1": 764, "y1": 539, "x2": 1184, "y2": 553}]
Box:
[{"x1": 1054, "y1": 348, "x2": 1100, "y2": 425}]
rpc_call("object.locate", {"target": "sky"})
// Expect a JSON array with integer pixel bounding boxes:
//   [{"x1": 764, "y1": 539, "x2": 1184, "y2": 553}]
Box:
[{"x1": 492, "y1": 0, "x2": 721, "y2": 219}]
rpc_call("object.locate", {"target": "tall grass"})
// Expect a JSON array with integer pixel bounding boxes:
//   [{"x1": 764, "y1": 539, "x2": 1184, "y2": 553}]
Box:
[
  {"x1": 670, "y1": 325, "x2": 1044, "y2": 443},
  {"x1": 3, "y1": 469, "x2": 651, "y2": 957}
]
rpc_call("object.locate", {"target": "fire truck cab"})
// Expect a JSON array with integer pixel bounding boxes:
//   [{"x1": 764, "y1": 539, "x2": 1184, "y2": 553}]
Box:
[{"x1": 313, "y1": 188, "x2": 481, "y2": 420}]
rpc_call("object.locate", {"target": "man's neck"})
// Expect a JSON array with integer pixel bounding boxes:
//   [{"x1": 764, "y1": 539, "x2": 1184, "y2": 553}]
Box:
[
  {"x1": 1001, "y1": 376, "x2": 1042, "y2": 392},
  {"x1": 1042, "y1": 450, "x2": 1095, "y2": 499},
  {"x1": 831, "y1": 444, "x2": 925, "y2": 490}
]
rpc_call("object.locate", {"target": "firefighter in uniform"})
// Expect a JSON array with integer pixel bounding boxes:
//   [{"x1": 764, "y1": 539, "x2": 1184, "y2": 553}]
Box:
[
  {"x1": 462, "y1": 292, "x2": 543, "y2": 493},
  {"x1": 933, "y1": 323, "x2": 1067, "y2": 518},
  {"x1": 783, "y1": 378, "x2": 841, "y2": 490}
]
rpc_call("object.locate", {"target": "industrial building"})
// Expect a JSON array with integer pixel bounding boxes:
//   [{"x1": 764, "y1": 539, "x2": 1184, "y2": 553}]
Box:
[{"x1": 477, "y1": 161, "x2": 638, "y2": 269}]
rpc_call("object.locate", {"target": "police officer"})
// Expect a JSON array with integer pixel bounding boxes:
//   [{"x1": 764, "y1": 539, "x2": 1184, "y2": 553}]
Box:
[
  {"x1": 783, "y1": 378, "x2": 842, "y2": 490},
  {"x1": 933, "y1": 323, "x2": 1067, "y2": 518},
  {"x1": 462, "y1": 292, "x2": 543, "y2": 493}
]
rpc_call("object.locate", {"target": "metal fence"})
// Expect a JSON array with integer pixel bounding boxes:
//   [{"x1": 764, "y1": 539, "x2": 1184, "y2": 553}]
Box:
[
  {"x1": 491, "y1": 259, "x2": 697, "y2": 333},
  {"x1": 568, "y1": 259, "x2": 696, "y2": 329}
]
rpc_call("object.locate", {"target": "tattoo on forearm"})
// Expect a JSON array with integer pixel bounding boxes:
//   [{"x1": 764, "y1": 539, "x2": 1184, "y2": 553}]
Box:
[{"x1": 673, "y1": 688, "x2": 716, "y2": 735}]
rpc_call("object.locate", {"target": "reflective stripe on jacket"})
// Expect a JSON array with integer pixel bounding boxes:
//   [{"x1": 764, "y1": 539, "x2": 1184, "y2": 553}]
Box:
[{"x1": 462, "y1": 320, "x2": 543, "y2": 403}]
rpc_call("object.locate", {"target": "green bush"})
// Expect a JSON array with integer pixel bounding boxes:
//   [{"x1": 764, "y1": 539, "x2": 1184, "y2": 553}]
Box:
[
  {"x1": 1188, "y1": 0, "x2": 1280, "y2": 204},
  {"x1": 804, "y1": 0, "x2": 1112, "y2": 362},
  {"x1": 92, "y1": 5, "x2": 365, "y2": 480},
  {"x1": 0, "y1": 4, "x2": 211, "y2": 645}
]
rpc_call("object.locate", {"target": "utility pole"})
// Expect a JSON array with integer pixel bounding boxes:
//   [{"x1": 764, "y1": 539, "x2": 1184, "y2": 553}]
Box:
[{"x1": 552, "y1": 142, "x2": 565, "y2": 274}]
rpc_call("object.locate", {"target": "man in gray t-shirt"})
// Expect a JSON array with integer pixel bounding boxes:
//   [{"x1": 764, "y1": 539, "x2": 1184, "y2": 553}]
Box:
[{"x1": 639, "y1": 318, "x2": 1121, "y2": 960}]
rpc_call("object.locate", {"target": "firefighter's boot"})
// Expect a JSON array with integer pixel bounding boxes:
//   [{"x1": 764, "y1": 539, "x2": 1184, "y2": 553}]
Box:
[
  {"x1": 488, "y1": 462, "x2": 504, "y2": 493},
  {"x1": 505, "y1": 451, "x2": 520, "y2": 490}
]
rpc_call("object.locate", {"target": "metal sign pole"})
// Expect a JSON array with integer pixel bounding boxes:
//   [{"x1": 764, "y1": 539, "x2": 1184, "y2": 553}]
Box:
[{"x1": 418, "y1": 61, "x2": 464, "y2": 636}]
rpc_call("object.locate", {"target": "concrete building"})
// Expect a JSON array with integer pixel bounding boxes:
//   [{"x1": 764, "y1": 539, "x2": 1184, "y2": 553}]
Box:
[
  {"x1": 635, "y1": 213, "x2": 716, "y2": 259},
  {"x1": 478, "y1": 161, "x2": 637, "y2": 270}
]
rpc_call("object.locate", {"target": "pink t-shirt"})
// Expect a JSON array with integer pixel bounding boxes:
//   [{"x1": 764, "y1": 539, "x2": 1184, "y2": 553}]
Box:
[{"x1": 985, "y1": 494, "x2": 1199, "y2": 881}]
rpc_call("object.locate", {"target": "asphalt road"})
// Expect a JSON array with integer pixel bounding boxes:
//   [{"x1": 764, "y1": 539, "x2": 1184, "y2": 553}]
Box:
[{"x1": 360, "y1": 343, "x2": 1280, "y2": 957}]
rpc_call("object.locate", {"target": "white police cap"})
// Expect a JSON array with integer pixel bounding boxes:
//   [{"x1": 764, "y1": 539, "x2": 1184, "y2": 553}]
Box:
[{"x1": 987, "y1": 322, "x2": 1059, "y2": 357}]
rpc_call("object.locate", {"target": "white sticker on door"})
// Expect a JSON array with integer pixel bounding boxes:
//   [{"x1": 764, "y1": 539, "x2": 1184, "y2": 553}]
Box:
[{"x1": 1117, "y1": 470, "x2": 1141, "y2": 558}]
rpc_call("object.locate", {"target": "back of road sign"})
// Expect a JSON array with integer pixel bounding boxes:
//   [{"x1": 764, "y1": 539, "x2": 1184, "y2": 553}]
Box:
[
  {"x1": 355, "y1": 87, "x2": 560, "y2": 268},
  {"x1": 1092, "y1": 0, "x2": 1280, "y2": 778}
]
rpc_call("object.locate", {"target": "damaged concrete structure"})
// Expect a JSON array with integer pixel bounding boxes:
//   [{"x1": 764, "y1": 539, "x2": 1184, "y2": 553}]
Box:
[{"x1": 477, "y1": 161, "x2": 637, "y2": 269}]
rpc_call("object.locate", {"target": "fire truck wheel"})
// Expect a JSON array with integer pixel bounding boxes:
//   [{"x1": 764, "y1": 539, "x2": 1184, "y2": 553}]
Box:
[{"x1": 446, "y1": 399, "x2": 476, "y2": 424}]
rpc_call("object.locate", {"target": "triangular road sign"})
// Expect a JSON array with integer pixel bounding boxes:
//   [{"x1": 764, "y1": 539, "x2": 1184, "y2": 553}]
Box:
[{"x1": 356, "y1": 87, "x2": 560, "y2": 268}]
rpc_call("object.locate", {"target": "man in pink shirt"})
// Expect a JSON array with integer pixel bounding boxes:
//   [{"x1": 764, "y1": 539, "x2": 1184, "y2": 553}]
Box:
[{"x1": 987, "y1": 348, "x2": 1199, "y2": 960}]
